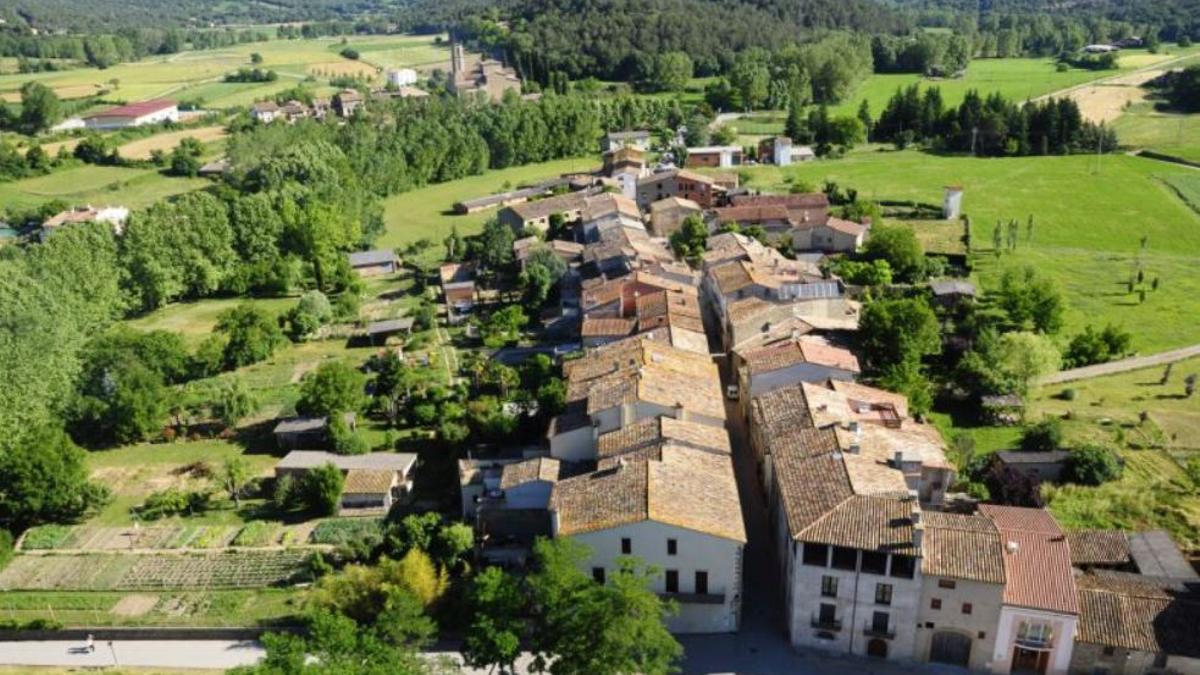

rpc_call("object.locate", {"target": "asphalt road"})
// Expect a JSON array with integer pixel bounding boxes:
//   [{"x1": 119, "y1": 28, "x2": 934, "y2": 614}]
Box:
[{"x1": 1039, "y1": 343, "x2": 1200, "y2": 385}]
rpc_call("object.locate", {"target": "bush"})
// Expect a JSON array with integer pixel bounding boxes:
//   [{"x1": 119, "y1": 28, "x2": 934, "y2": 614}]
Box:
[
  {"x1": 0, "y1": 618, "x2": 63, "y2": 630},
  {"x1": 299, "y1": 463, "x2": 344, "y2": 516},
  {"x1": 1059, "y1": 388, "x2": 1077, "y2": 401},
  {"x1": 1064, "y1": 444, "x2": 1123, "y2": 485},
  {"x1": 1020, "y1": 418, "x2": 1063, "y2": 453},
  {"x1": 310, "y1": 517, "x2": 384, "y2": 547},
  {"x1": 0, "y1": 529, "x2": 12, "y2": 570},
  {"x1": 136, "y1": 488, "x2": 211, "y2": 520}
]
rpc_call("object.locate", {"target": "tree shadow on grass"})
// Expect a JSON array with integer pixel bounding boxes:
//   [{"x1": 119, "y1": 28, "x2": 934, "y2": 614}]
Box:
[{"x1": 232, "y1": 419, "x2": 285, "y2": 457}]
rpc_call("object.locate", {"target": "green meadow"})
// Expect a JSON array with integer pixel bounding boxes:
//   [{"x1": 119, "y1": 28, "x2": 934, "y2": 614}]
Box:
[
  {"x1": 740, "y1": 150, "x2": 1200, "y2": 353},
  {"x1": 1113, "y1": 102, "x2": 1200, "y2": 164},
  {"x1": 0, "y1": 34, "x2": 449, "y2": 110},
  {"x1": 0, "y1": 164, "x2": 207, "y2": 211},
  {"x1": 378, "y1": 156, "x2": 600, "y2": 254}
]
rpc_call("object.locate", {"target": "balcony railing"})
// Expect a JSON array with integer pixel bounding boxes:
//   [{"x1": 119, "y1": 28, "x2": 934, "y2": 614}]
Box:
[
  {"x1": 863, "y1": 623, "x2": 896, "y2": 639},
  {"x1": 810, "y1": 615, "x2": 842, "y2": 631},
  {"x1": 1015, "y1": 635, "x2": 1054, "y2": 650}
]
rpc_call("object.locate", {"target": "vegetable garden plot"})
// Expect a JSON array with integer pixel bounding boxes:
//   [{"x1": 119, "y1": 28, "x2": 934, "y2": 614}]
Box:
[{"x1": 0, "y1": 551, "x2": 309, "y2": 591}]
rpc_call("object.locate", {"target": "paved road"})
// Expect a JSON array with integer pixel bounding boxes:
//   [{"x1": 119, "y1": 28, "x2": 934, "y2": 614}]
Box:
[
  {"x1": 0, "y1": 640, "x2": 264, "y2": 670},
  {"x1": 1039, "y1": 343, "x2": 1200, "y2": 385}
]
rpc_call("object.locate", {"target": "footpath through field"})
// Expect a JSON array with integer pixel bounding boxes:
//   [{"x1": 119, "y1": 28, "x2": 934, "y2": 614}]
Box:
[{"x1": 1039, "y1": 343, "x2": 1200, "y2": 385}]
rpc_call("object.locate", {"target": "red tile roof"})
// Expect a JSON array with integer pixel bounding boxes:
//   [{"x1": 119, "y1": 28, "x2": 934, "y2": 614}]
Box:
[
  {"x1": 87, "y1": 99, "x2": 176, "y2": 119},
  {"x1": 980, "y1": 505, "x2": 1079, "y2": 615}
]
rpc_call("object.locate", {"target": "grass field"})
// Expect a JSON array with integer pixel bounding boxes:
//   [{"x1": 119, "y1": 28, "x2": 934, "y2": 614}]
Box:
[
  {"x1": 739, "y1": 150, "x2": 1200, "y2": 353},
  {"x1": 84, "y1": 440, "x2": 280, "y2": 527},
  {"x1": 378, "y1": 156, "x2": 599, "y2": 252},
  {"x1": 830, "y1": 48, "x2": 1200, "y2": 117},
  {"x1": 0, "y1": 34, "x2": 448, "y2": 110},
  {"x1": 0, "y1": 164, "x2": 207, "y2": 211},
  {"x1": 1113, "y1": 102, "x2": 1200, "y2": 163},
  {"x1": 116, "y1": 126, "x2": 229, "y2": 160}
]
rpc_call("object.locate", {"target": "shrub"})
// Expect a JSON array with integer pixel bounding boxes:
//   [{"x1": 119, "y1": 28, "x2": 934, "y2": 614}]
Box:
[
  {"x1": 0, "y1": 529, "x2": 12, "y2": 569},
  {"x1": 1020, "y1": 418, "x2": 1063, "y2": 453},
  {"x1": 1060, "y1": 388, "x2": 1077, "y2": 401},
  {"x1": 299, "y1": 463, "x2": 344, "y2": 517},
  {"x1": 1064, "y1": 444, "x2": 1123, "y2": 486},
  {"x1": 136, "y1": 488, "x2": 212, "y2": 520},
  {"x1": 310, "y1": 517, "x2": 385, "y2": 547}
]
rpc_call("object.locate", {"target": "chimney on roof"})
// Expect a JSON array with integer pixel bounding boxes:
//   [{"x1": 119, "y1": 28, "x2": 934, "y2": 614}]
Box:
[
  {"x1": 911, "y1": 509, "x2": 921, "y2": 525},
  {"x1": 893, "y1": 451, "x2": 905, "y2": 468},
  {"x1": 912, "y1": 523, "x2": 924, "y2": 551},
  {"x1": 616, "y1": 456, "x2": 626, "y2": 471},
  {"x1": 1007, "y1": 541, "x2": 1019, "y2": 555}
]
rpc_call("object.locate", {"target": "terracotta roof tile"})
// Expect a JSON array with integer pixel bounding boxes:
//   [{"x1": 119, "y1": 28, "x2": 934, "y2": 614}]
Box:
[
  {"x1": 551, "y1": 446, "x2": 745, "y2": 542},
  {"x1": 921, "y1": 512, "x2": 1006, "y2": 584},
  {"x1": 980, "y1": 505, "x2": 1079, "y2": 615},
  {"x1": 1068, "y1": 530, "x2": 1132, "y2": 567},
  {"x1": 801, "y1": 494, "x2": 920, "y2": 554},
  {"x1": 343, "y1": 469, "x2": 396, "y2": 494},
  {"x1": 581, "y1": 317, "x2": 636, "y2": 338},
  {"x1": 1076, "y1": 573, "x2": 1200, "y2": 656},
  {"x1": 499, "y1": 457, "x2": 562, "y2": 489}
]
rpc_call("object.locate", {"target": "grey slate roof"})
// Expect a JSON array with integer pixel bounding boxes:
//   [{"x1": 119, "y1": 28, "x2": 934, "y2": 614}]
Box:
[
  {"x1": 276, "y1": 450, "x2": 417, "y2": 473},
  {"x1": 366, "y1": 318, "x2": 414, "y2": 334},
  {"x1": 995, "y1": 450, "x2": 1071, "y2": 464},
  {"x1": 273, "y1": 412, "x2": 356, "y2": 435},
  {"x1": 348, "y1": 249, "x2": 396, "y2": 267},
  {"x1": 930, "y1": 279, "x2": 977, "y2": 296},
  {"x1": 1128, "y1": 530, "x2": 1199, "y2": 579}
]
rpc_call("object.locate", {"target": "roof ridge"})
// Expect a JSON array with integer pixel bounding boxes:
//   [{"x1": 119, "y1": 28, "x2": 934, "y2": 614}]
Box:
[{"x1": 796, "y1": 493, "x2": 855, "y2": 538}]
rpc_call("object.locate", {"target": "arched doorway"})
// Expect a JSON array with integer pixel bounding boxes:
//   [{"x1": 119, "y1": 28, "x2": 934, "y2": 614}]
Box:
[
  {"x1": 930, "y1": 631, "x2": 972, "y2": 667},
  {"x1": 867, "y1": 638, "x2": 888, "y2": 658}
]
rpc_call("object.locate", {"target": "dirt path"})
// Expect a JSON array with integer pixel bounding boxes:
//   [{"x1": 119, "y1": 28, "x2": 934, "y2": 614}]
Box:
[
  {"x1": 1039, "y1": 344, "x2": 1200, "y2": 385},
  {"x1": 1035, "y1": 52, "x2": 1200, "y2": 123}
]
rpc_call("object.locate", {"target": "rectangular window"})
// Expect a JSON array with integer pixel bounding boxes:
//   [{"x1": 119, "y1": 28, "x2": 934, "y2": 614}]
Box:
[
  {"x1": 831, "y1": 546, "x2": 858, "y2": 571},
  {"x1": 871, "y1": 611, "x2": 889, "y2": 634},
  {"x1": 938, "y1": 579, "x2": 957, "y2": 589},
  {"x1": 802, "y1": 543, "x2": 829, "y2": 567},
  {"x1": 930, "y1": 598, "x2": 942, "y2": 610},
  {"x1": 875, "y1": 583, "x2": 893, "y2": 606},
  {"x1": 694, "y1": 571, "x2": 708, "y2": 595},
  {"x1": 821, "y1": 575, "x2": 838, "y2": 598},
  {"x1": 621, "y1": 538, "x2": 631, "y2": 555},
  {"x1": 665, "y1": 570, "x2": 679, "y2": 594},
  {"x1": 667, "y1": 539, "x2": 677, "y2": 556},
  {"x1": 890, "y1": 555, "x2": 916, "y2": 579},
  {"x1": 592, "y1": 567, "x2": 605, "y2": 584},
  {"x1": 1102, "y1": 646, "x2": 1115, "y2": 657},
  {"x1": 818, "y1": 603, "x2": 837, "y2": 624},
  {"x1": 861, "y1": 551, "x2": 887, "y2": 575},
  {"x1": 962, "y1": 602, "x2": 973, "y2": 615}
]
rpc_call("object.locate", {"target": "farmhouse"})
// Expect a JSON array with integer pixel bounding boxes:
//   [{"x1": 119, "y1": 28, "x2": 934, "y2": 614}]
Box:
[
  {"x1": 347, "y1": 249, "x2": 399, "y2": 277},
  {"x1": 498, "y1": 189, "x2": 594, "y2": 233},
  {"x1": 333, "y1": 89, "x2": 364, "y2": 118},
  {"x1": 41, "y1": 205, "x2": 129, "y2": 240},
  {"x1": 792, "y1": 217, "x2": 870, "y2": 253},
  {"x1": 84, "y1": 99, "x2": 179, "y2": 130},
  {"x1": 251, "y1": 101, "x2": 280, "y2": 123},
  {"x1": 757, "y1": 137, "x2": 816, "y2": 166},
  {"x1": 274, "y1": 450, "x2": 417, "y2": 513},
  {"x1": 1071, "y1": 573, "x2": 1200, "y2": 675},
  {"x1": 272, "y1": 412, "x2": 358, "y2": 450},
  {"x1": 731, "y1": 193, "x2": 829, "y2": 228},
  {"x1": 685, "y1": 145, "x2": 743, "y2": 169}
]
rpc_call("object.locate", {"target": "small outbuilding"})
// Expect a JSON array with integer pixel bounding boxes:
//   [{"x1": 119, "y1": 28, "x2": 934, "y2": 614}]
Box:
[
  {"x1": 274, "y1": 450, "x2": 418, "y2": 514},
  {"x1": 994, "y1": 450, "x2": 1070, "y2": 483},
  {"x1": 929, "y1": 279, "x2": 977, "y2": 307},
  {"x1": 365, "y1": 317, "x2": 414, "y2": 345},
  {"x1": 272, "y1": 412, "x2": 357, "y2": 450},
  {"x1": 348, "y1": 249, "x2": 400, "y2": 277}
]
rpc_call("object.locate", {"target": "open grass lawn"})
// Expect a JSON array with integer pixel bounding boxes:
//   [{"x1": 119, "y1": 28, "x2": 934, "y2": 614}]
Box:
[
  {"x1": 85, "y1": 439, "x2": 279, "y2": 527},
  {"x1": 0, "y1": 164, "x2": 207, "y2": 210},
  {"x1": 739, "y1": 150, "x2": 1200, "y2": 352},
  {"x1": 0, "y1": 34, "x2": 447, "y2": 110},
  {"x1": 830, "y1": 48, "x2": 1200, "y2": 117},
  {"x1": 125, "y1": 296, "x2": 298, "y2": 347},
  {"x1": 1113, "y1": 102, "x2": 1200, "y2": 163},
  {"x1": 378, "y1": 156, "x2": 599, "y2": 254}
]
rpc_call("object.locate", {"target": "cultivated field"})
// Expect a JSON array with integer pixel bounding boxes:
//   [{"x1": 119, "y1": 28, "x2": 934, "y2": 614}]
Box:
[
  {"x1": 0, "y1": 588, "x2": 298, "y2": 629},
  {"x1": 0, "y1": 33, "x2": 448, "y2": 110},
  {"x1": 741, "y1": 150, "x2": 1200, "y2": 353},
  {"x1": 0, "y1": 551, "x2": 310, "y2": 591},
  {"x1": 0, "y1": 165, "x2": 207, "y2": 211}
]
